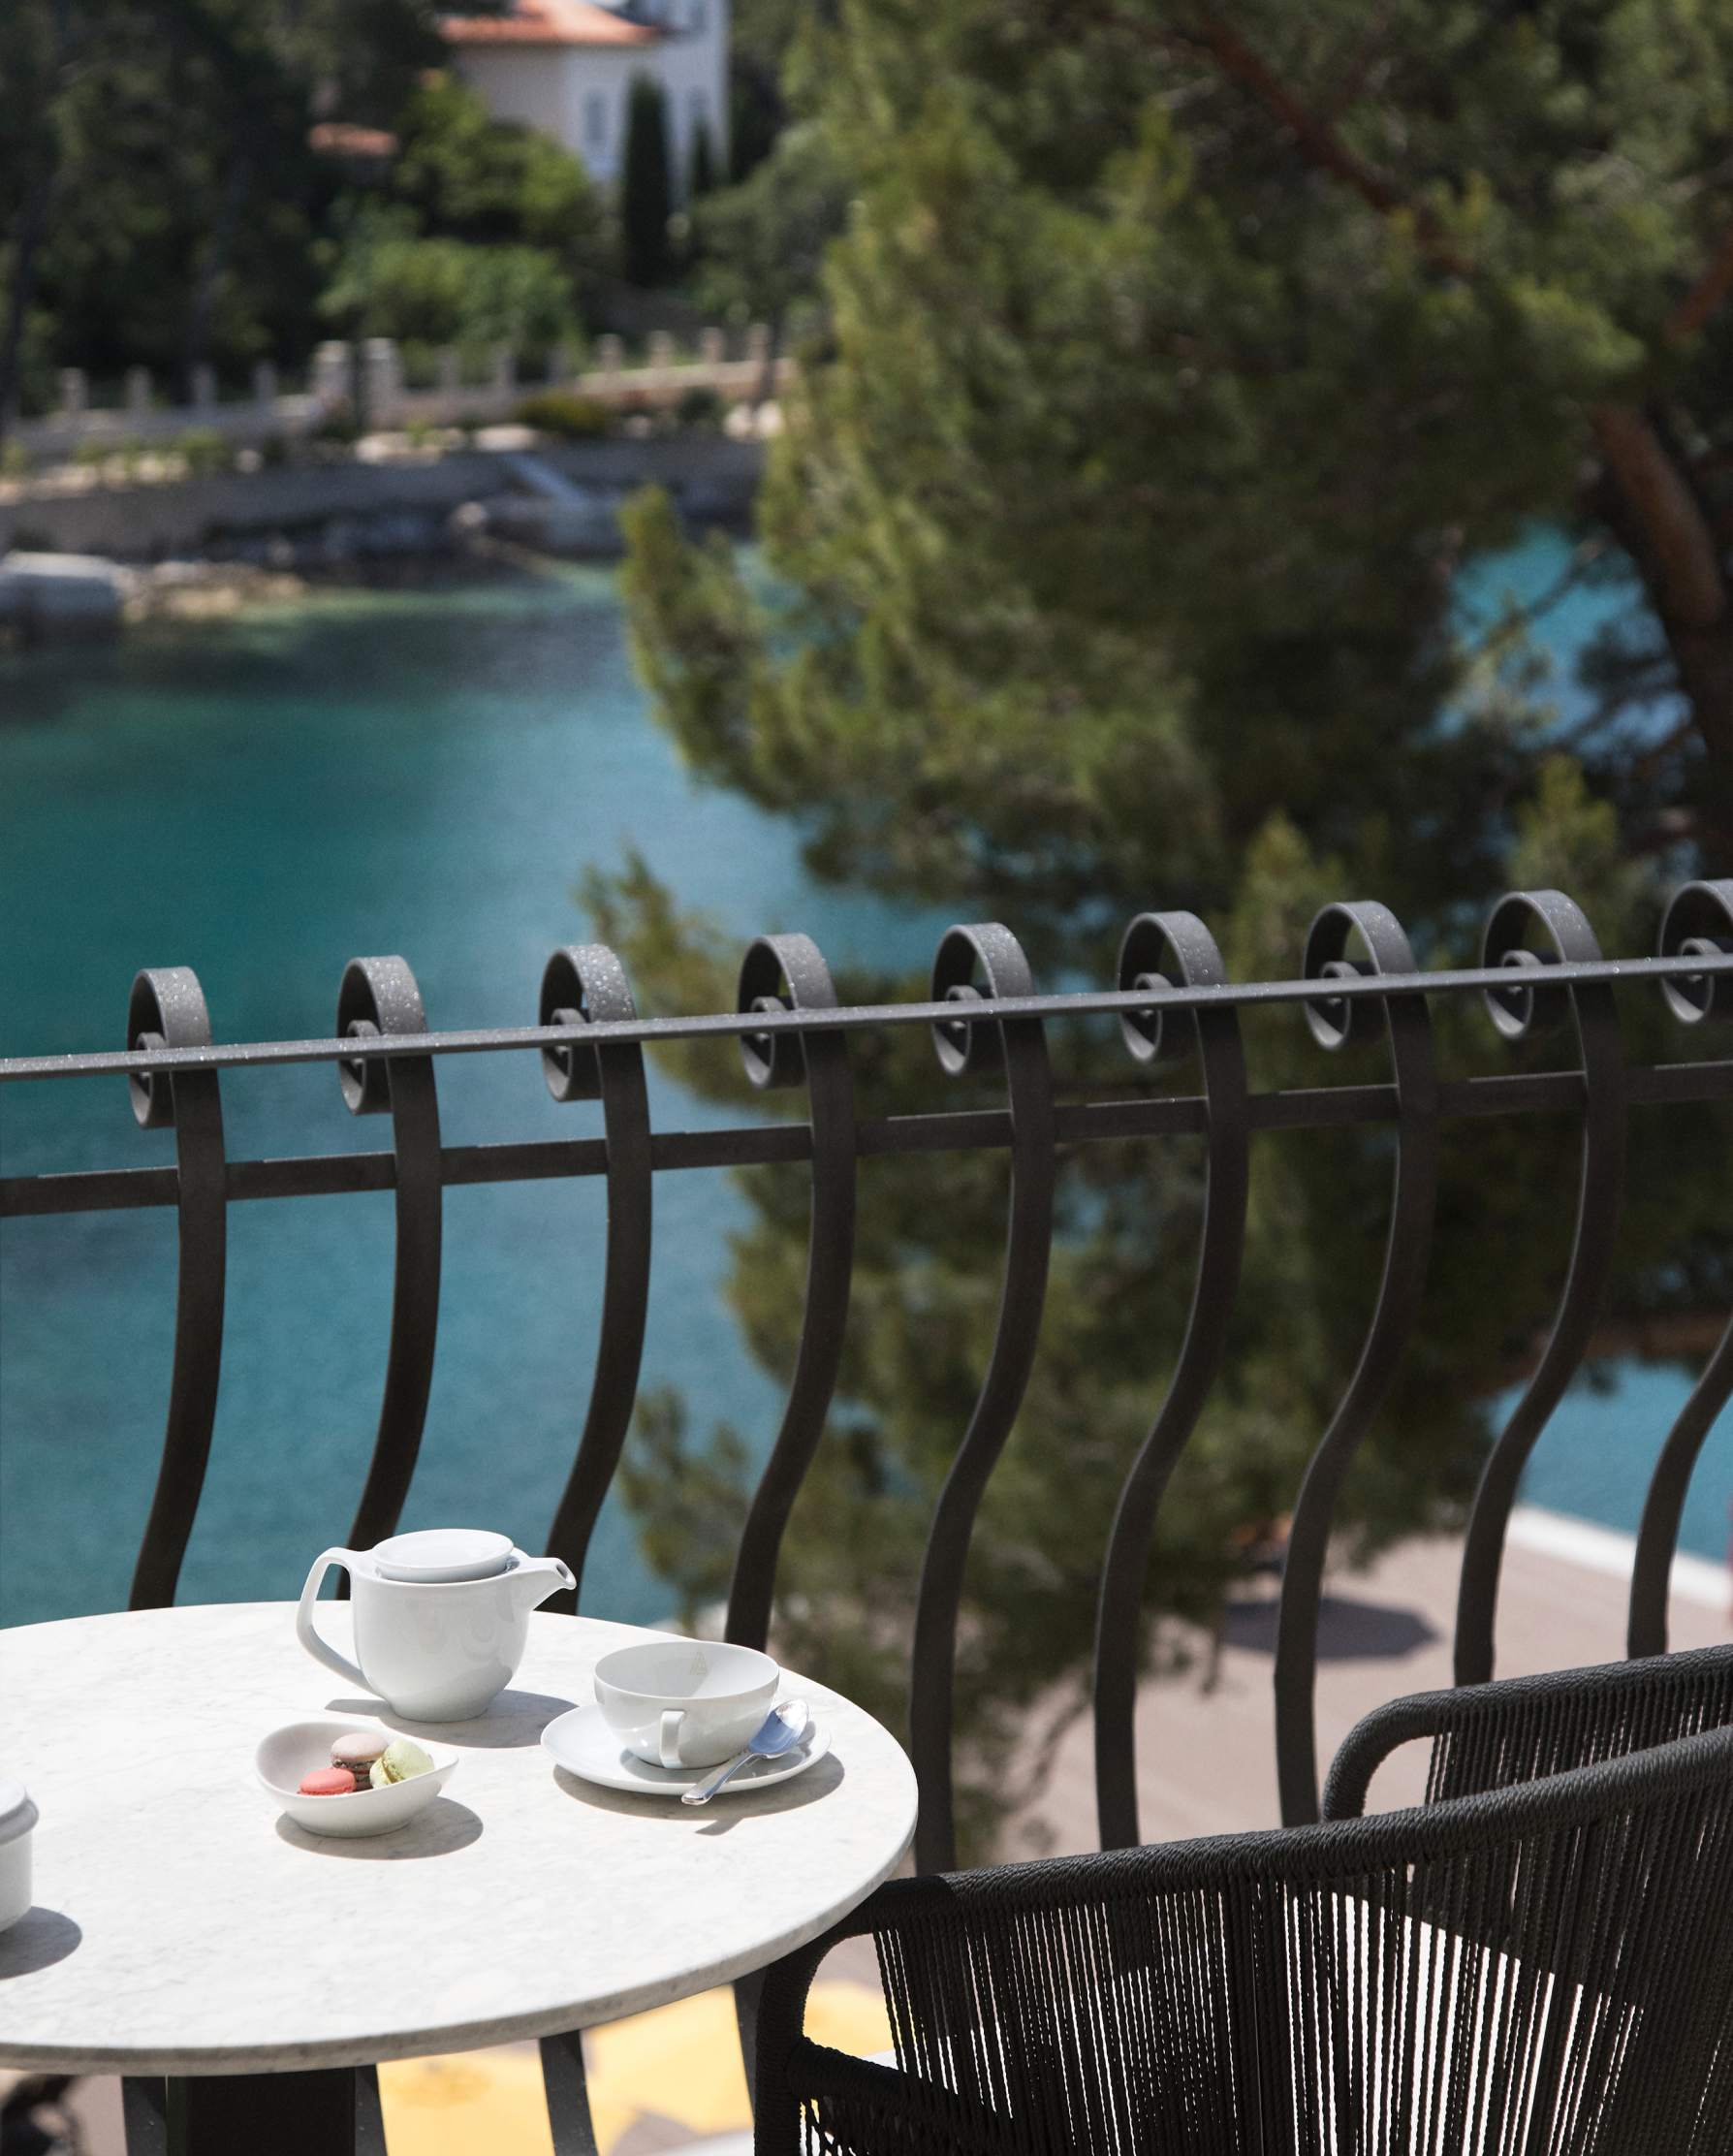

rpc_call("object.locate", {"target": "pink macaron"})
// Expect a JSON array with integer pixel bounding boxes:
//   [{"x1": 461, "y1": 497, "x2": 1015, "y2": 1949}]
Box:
[{"x1": 298, "y1": 1765, "x2": 357, "y2": 1797}]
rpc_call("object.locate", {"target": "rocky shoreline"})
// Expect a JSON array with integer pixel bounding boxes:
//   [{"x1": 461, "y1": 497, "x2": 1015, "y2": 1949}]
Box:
[{"x1": 1, "y1": 433, "x2": 762, "y2": 641}]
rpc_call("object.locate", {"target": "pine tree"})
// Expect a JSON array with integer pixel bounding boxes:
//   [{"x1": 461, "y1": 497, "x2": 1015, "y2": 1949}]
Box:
[
  {"x1": 610, "y1": 0, "x2": 1733, "y2": 1853},
  {"x1": 619, "y1": 73, "x2": 673, "y2": 288}
]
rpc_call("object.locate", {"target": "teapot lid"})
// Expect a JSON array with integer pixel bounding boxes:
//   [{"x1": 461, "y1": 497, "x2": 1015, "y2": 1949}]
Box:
[{"x1": 372, "y1": 1529, "x2": 515, "y2": 1583}]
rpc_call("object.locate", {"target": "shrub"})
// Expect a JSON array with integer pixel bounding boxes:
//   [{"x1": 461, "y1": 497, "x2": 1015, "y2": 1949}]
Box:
[
  {"x1": 322, "y1": 214, "x2": 578, "y2": 357},
  {"x1": 175, "y1": 428, "x2": 231, "y2": 476},
  {"x1": 514, "y1": 391, "x2": 612, "y2": 441},
  {"x1": 675, "y1": 385, "x2": 724, "y2": 431}
]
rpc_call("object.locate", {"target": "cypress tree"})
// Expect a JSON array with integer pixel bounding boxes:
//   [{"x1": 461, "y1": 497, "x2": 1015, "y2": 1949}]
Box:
[
  {"x1": 688, "y1": 117, "x2": 717, "y2": 202},
  {"x1": 619, "y1": 73, "x2": 672, "y2": 287}
]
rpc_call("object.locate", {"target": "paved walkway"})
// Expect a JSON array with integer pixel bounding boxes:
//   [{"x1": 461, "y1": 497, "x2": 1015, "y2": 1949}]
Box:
[
  {"x1": 1002, "y1": 1506, "x2": 1730, "y2": 1858},
  {"x1": 10, "y1": 1511, "x2": 1727, "y2": 2154}
]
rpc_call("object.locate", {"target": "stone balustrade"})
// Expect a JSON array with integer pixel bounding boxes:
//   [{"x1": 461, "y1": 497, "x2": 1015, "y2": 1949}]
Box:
[{"x1": 12, "y1": 329, "x2": 788, "y2": 464}]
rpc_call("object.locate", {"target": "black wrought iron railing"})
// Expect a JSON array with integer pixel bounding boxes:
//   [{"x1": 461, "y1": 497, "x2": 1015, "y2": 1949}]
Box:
[{"x1": 3, "y1": 881, "x2": 1730, "y2": 1879}]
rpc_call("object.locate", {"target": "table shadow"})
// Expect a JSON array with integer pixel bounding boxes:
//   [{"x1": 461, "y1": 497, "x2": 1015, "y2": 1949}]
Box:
[
  {"x1": 323, "y1": 1691, "x2": 577, "y2": 1749},
  {"x1": 0, "y1": 1907, "x2": 81, "y2": 1978},
  {"x1": 275, "y1": 1796, "x2": 483, "y2": 1859},
  {"x1": 551, "y1": 1752, "x2": 845, "y2": 1836}
]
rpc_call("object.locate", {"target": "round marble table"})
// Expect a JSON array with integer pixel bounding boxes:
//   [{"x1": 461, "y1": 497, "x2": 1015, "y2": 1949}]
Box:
[{"x1": 0, "y1": 1602, "x2": 916, "y2": 2085}]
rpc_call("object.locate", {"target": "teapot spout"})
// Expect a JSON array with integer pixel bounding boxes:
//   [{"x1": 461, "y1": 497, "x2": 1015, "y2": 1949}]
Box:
[{"x1": 510, "y1": 1553, "x2": 576, "y2": 1611}]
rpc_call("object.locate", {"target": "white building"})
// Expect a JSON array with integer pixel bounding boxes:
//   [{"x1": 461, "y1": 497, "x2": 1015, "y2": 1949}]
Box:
[{"x1": 441, "y1": 0, "x2": 729, "y2": 199}]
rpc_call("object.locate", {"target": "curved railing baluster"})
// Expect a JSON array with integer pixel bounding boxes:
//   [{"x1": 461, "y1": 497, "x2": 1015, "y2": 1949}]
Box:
[
  {"x1": 336, "y1": 957, "x2": 442, "y2": 1560},
  {"x1": 1093, "y1": 911, "x2": 1249, "y2": 1851},
  {"x1": 909, "y1": 924, "x2": 1056, "y2": 1873},
  {"x1": 725, "y1": 935, "x2": 857, "y2": 1652},
  {"x1": 1275, "y1": 904, "x2": 1440, "y2": 1824},
  {"x1": 536, "y1": 946, "x2": 654, "y2": 2153},
  {"x1": 1628, "y1": 880, "x2": 1733, "y2": 1658},
  {"x1": 127, "y1": 967, "x2": 228, "y2": 1609},
  {"x1": 1455, "y1": 889, "x2": 1627, "y2": 1687},
  {"x1": 541, "y1": 944, "x2": 653, "y2": 1614}
]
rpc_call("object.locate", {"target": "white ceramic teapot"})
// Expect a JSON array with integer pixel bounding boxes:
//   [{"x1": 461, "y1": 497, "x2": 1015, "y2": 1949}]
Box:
[{"x1": 296, "y1": 1529, "x2": 575, "y2": 1721}]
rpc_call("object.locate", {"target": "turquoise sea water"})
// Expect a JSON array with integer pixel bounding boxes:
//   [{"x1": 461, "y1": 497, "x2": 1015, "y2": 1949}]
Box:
[
  {"x1": 0, "y1": 555, "x2": 1725, "y2": 1628},
  {"x1": 0, "y1": 570, "x2": 950, "y2": 1626}
]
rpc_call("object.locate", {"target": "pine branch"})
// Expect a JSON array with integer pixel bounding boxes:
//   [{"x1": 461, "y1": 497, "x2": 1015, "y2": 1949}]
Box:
[
  {"x1": 1175, "y1": 12, "x2": 1729, "y2": 647},
  {"x1": 1179, "y1": 11, "x2": 1469, "y2": 273},
  {"x1": 1591, "y1": 405, "x2": 1726, "y2": 632}
]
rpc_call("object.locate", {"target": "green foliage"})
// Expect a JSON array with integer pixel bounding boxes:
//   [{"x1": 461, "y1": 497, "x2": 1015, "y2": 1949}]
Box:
[
  {"x1": 620, "y1": 75, "x2": 674, "y2": 288},
  {"x1": 614, "y1": 0, "x2": 1733, "y2": 1851},
  {"x1": 174, "y1": 426, "x2": 230, "y2": 475},
  {"x1": 513, "y1": 389, "x2": 612, "y2": 441},
  {"x1": 675, "y1": 385, "x2": 724, "y2": 431},
  {"x1": 689, "y1": 122, "x2": 850, "y2": 329},
  {"x1": 320, "y1": 211, "x2": 578, "y2": 358},
  {"x1": 726, "y1": 0, "x2": 823, "y2": 181},
  {"x1": 0, "y1": 0, "x2": 448, "y2": 411},
  {"x1": 391, "y1": 74, "x2": 609, "y2": 299},
  {"x1": 0, "y1": 17, "x2": 603, "y2": 429}
]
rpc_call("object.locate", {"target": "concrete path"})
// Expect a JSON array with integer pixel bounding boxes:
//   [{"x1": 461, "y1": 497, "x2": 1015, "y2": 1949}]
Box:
[{"x1": 1004, "y1": 1506, "x2": 1730, "y2": 1858}]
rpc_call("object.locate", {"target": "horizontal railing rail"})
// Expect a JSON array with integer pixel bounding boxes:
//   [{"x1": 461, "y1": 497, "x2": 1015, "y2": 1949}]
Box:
[
  {"x1": 6, "y1": 1063, "x2": 1731, "y2": 1221},
  {"x1": 2, "y1": 881, "x2": 1730, "y2": 1877},
  {"x1": 5, "y1": 949, "x2": 1730, "y2": 1084}
]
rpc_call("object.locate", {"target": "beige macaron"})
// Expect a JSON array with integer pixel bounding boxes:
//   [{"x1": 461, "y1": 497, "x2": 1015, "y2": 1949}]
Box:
[{"x1": 330, "y1": 1730, "x2": 390, "y2": 1775}]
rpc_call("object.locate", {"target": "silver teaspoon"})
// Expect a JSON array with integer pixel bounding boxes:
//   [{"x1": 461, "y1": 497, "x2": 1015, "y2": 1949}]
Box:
[{"x1": 680, "y1": 1697, "x2": 810, "y2": 1806}]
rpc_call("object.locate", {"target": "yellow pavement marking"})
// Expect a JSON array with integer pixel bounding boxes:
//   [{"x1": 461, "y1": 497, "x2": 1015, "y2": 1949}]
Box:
[{"x1": 376, "y1": 1982, "x2": 893, "y2": 2153}]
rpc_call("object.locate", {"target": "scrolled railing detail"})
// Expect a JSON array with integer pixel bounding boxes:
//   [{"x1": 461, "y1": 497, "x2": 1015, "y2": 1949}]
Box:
[
  {"x1": 126, "y1": 966, "x2": 228, "y2": 1609},
  {"x1": 1275, "y1": 903, "x2": 1441, "y2": 1824},
  {"x1": 335, "y1": 957, "x2": 443, "y2": 1563},
  {"x1": 1655, "y1": 876, "x2": 1733, "y2": 1029},
  {"x1": 540, "y1": 944, "x2": 653, "y2": 1613},
  {"x1": 1093, "y1": 911, "x2": 1250, "y2": 1850},
  {"x1": 725, "y1": 934, "x2": 858, "y2": 1652},
  {"x1": 1455, "y1": 890, "x2": 1628, "y2": 1687},
  {"x1": 910, "y1": 924, "x2": 1056, "y2": 1872},
  {"x1": 1628, "y1": 880, "x2": 1733, "y2": 1657}
]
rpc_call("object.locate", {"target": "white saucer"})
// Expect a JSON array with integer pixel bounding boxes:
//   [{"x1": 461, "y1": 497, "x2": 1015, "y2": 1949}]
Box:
[{"x1": 542, "y1": 1702, "x2": 830, "y2": 1799}]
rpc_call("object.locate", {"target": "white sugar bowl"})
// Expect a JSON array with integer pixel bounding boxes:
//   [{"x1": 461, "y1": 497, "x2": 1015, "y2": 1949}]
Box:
[{"x1": 0, "y1": 1779, "x2": 37, "y2": 1934}]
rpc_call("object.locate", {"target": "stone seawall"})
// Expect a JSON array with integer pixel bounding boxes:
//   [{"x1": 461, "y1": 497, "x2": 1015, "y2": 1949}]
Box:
[{"x1": 0, "y1": 438, "x2": 763, "y2": 561}]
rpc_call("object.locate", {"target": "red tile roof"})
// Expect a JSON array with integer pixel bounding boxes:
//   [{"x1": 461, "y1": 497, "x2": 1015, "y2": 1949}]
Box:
[{"x1": 441, "y1": 0, "x2": 661, "y2": 48}]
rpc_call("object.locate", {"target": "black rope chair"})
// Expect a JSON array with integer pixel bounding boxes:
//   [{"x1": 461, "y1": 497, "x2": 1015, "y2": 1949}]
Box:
[{"x1": 756, "y1": 1667, "x2": 1733, "y2": 2155}]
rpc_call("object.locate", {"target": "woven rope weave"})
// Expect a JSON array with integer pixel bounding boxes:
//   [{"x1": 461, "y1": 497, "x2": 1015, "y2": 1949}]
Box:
[{"x1": 759, "y1": 1684, "x2": 1733, "y2": 2155}]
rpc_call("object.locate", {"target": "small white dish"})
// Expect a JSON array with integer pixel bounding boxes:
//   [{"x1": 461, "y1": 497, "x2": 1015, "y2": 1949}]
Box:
[
  {"x1": 543, "y1": 1702, "x2": 830, "y2": 1799},
  {"x1": 256, "y1": 1719, "x2": 457, "y2": 1839},
  {"x1": 0, "y1": 1778, "x2": 36, "y2": 1933}
]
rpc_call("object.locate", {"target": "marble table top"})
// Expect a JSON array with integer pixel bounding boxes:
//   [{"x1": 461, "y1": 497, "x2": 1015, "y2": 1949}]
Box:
[{"x1": 0, "y1": 1602, "x2": 917, "y2": 2075}]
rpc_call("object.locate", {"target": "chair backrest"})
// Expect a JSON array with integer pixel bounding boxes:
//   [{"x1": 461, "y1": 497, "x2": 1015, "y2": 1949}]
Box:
[
  {"x1": 833, "y1": 1725, "x2": 1733, "y2": 2156},
  {"x1": 1322, "y1": 1641, "x2": 1733, "y2": 1819}
]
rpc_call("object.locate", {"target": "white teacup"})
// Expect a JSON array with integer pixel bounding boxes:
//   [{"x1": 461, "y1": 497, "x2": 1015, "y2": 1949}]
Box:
[{"x1": 594, "y1": 1639, "x2": 778, "y2": 1769}]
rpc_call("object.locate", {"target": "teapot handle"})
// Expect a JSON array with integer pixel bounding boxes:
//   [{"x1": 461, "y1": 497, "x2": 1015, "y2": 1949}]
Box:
[{"x1": 296, "y1": 1549, "x2": 367, "y2": 1692}]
